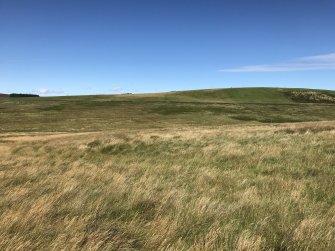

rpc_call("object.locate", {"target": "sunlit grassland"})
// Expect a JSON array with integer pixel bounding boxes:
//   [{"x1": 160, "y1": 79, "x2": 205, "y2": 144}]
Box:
[
  {"x1": 1, "y1": 122, "x2": 334, "y2": 250},
  {"x1": 1, "y1": 88, "x2": 335, "y2": 132},
  {"x1": 0, "y1": 88, "x2": 335, "y2": 250}
]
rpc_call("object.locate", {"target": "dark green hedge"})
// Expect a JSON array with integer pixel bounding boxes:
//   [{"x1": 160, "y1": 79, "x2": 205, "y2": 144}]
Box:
[{"x1": 9, "y1": 93, "x2": 40, "y2": 97}]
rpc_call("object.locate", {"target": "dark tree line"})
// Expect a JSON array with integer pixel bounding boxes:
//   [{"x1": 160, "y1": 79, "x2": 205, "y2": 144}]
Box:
[{"x1": 9, "y1": 93, "x2": 40, "y2": 97}]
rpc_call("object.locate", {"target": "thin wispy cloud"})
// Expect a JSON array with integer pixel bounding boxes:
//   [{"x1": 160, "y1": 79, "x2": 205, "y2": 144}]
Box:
[
  {"x1": 33, "y1": 88, "x2": 64, "y2": 95},
  {"x1": 109, "y1": 87, "x2": 123, "y2": 93},
  {"x1": 220, "y1": 53, "x2": 335, "y2": 72},
  {"x1": 37, "y1": 88, "x2": 50, "y2": 94}
]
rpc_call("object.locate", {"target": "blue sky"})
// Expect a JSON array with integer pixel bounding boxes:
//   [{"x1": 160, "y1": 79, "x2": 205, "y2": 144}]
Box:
[{"x1": 1, "y1": 0, "x2": 334, "y2": 95}]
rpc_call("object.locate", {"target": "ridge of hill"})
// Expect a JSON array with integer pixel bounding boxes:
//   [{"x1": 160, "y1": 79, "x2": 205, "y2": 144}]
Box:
[{"x1": 56, "y1": 87, "x2": 335, "y2": 104}]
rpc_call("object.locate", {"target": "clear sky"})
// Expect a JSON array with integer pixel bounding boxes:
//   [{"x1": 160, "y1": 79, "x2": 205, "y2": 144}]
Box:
[{"x1": 1, "y1": 0, "x2": 334, "y2": 95}]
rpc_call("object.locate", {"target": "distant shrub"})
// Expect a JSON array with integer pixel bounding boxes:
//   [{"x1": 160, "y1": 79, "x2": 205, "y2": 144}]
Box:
[{"x1": 9, "y1": 93, "x2": 40, "y2": 97}]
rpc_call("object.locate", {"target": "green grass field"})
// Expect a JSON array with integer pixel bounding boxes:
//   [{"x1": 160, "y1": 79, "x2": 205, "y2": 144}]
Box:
[
  {"x1": 1, "y1": 88, "x2": 335, "y2": 250},
  {"x1": 1, "y1": 87, "x2": 335, "y2": 132}
]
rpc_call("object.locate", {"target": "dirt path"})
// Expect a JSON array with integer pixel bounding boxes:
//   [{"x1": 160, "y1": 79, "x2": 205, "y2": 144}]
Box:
[
  {"x1": 0, "y1": 132, "x2": 100, "y2": 142},
  {"x1": 0, "y1": 120, "x2": 334, "y2": 143}
]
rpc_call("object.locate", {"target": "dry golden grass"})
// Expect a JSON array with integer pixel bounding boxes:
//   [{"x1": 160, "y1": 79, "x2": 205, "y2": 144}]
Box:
[{"x1": 1, "y1": 121, "x2": 335, "y2": 250}]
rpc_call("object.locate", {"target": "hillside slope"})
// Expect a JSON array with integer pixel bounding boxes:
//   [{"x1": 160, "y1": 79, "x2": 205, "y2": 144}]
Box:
[
  {"x1": 90, "y1": 87, "x2": 335, "y2": 103},
  {"x1": 168, "y1": 87, "x2": 335, "y2": 103},
  {"x1": 0, "y1": 88, "x2": 334, "y2": 132}
]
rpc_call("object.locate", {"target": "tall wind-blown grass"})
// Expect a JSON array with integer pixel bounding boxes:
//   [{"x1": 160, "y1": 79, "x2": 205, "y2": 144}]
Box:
[{"x1": 1, "y1": 122, "x2": 334, "y2": 250}]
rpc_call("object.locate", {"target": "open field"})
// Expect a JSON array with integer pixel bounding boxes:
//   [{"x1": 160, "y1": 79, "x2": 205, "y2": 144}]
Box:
[
  {"x1": 1, "y1": 88, "x2": 335, "y2": 250},
  {"x1": 1, "y1": 88, "x2": 335, "y2": 132}
]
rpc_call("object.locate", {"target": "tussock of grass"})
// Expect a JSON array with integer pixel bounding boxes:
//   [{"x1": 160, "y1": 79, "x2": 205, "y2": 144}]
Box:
[
  {"x1": 276, "y1": 124, "x2": 335, "y2": 134},
  {"x1": 100, "y1": 143, "x2": 132, "y2": 154},
  {"x1": 87, "y1": 140, "x2": 102, "y2": 148}
]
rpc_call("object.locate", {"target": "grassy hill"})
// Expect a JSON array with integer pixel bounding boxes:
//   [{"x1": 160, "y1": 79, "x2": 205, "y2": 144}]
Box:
[
  {"x1": 162, "y1": 87, "x2": 301, "y2": 103},
  {"x1": 170, "y1": 87, "x2": 335, "y2": 103},
  {"x1": 0, "y1": 87, "x2": 334, "y2": 132}
]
